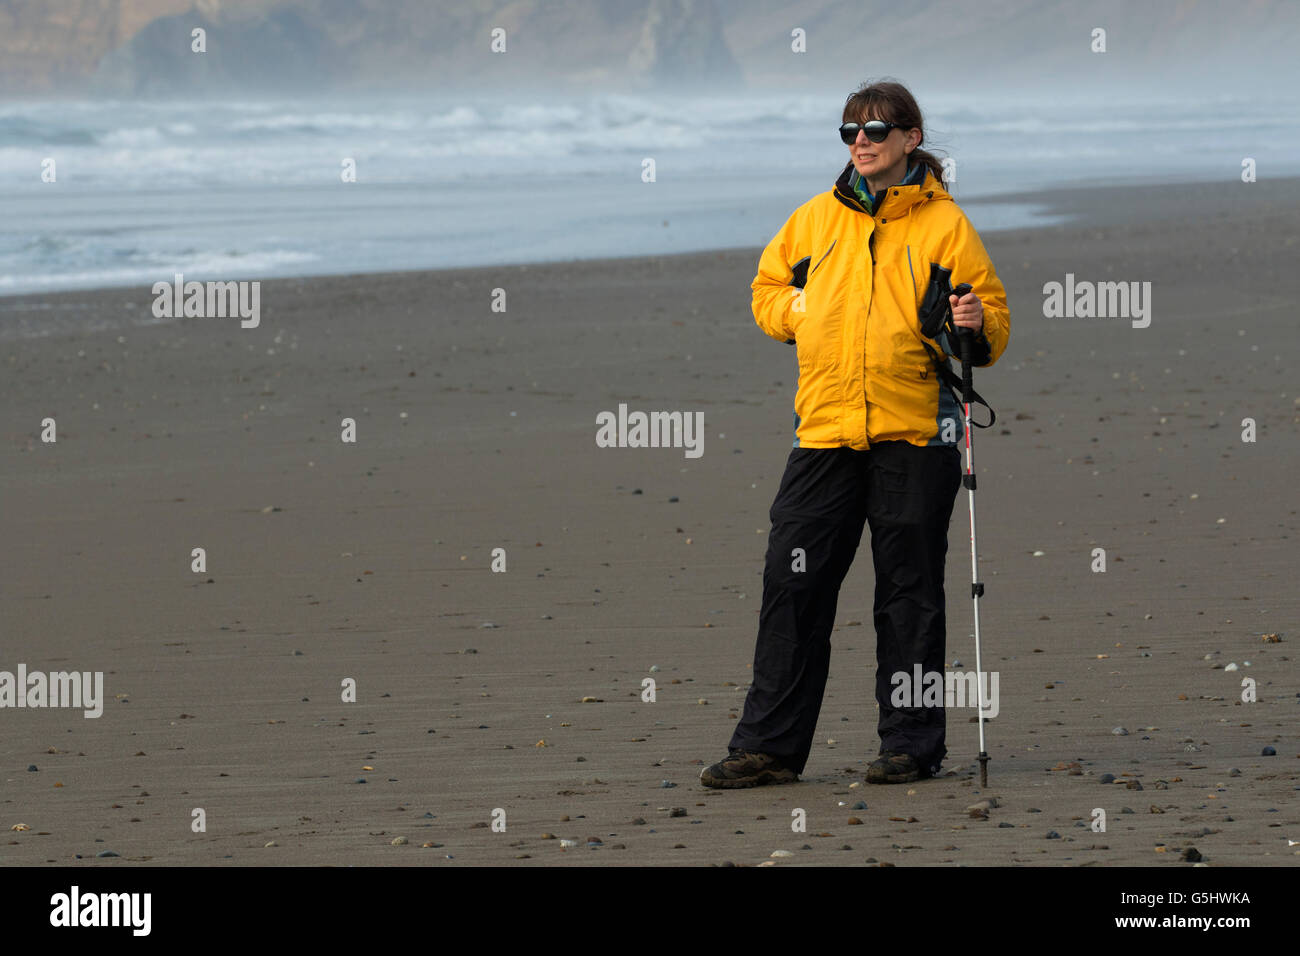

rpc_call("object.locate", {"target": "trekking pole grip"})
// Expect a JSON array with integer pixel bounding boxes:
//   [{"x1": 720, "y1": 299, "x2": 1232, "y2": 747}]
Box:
[{"x1": 950, "y1": 282, "x2": 974, "y2": 401}]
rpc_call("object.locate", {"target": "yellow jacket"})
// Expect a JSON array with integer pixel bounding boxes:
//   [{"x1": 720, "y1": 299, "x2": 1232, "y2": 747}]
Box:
[{"x1": 752, "y1": 161, "x2": 1010, "y2": 449}]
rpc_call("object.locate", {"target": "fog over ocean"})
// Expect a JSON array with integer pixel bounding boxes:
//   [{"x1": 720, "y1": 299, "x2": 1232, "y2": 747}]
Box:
[{"x1": 2, "y1": 89, "x2": 1296, "y2": 302}]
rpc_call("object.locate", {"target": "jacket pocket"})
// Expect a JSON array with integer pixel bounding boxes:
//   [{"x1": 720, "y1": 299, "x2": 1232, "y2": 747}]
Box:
[
  {"x1": 787, "y1": 239, "x2": 835, "y2": 291},
  {"x1": 791, "y1": 240, "x2": 845, "y2": 343},
  {"x1": 808, "y1": 240, "x2": 837, "y2": 281}
]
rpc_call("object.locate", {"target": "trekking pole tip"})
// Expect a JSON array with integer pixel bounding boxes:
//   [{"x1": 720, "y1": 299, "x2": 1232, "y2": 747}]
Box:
[{"x1": 978, "y1": 752, "x2": 989, "y2": 788}]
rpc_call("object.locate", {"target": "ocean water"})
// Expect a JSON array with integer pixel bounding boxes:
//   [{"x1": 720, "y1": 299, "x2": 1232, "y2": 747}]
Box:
[{"x1": 1, "y1": 90, "x2": 1297, "y2": 303}]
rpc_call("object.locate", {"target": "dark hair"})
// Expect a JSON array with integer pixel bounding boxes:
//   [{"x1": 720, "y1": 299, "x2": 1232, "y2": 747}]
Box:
[{"x1": 842, "y1": 79, "x2": 947, "y2": 187}]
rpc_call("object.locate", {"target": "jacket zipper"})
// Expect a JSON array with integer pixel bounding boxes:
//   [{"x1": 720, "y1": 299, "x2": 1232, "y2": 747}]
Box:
[
  {"x1": 809, "y1": 239, "x2": 837, "y2": 278},
  {"x1": 864, "y1": 229, "x2": 876, "y2": 447}
]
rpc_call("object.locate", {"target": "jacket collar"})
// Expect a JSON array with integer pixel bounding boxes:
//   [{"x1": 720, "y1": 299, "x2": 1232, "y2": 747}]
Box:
[{"x1": 833, "y1": 158, "x2": 947, "y2": 218}]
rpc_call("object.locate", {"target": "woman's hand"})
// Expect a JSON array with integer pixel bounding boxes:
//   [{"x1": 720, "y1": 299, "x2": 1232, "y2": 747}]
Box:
[{"x1": 949, "y1": 291, "x2": 983, "y2": 334}]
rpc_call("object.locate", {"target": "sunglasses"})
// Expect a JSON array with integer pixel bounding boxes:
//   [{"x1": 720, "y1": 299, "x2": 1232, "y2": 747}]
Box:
[{"x1": 838, "y1": 121, "x2": 903, "y2": 145}]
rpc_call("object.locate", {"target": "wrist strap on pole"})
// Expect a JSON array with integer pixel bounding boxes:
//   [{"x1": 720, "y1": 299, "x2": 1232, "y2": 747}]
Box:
[{"x1": 921, "y1": 340, "x2": 997, "y2": 428}]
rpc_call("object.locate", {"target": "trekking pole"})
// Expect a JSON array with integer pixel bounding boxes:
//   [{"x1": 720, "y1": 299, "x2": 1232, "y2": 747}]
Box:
[{"x1": 949, "y1": 283, "x2": 991, "y2": 788}]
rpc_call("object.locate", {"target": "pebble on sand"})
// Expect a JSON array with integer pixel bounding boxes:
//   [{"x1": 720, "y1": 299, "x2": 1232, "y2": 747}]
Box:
[
  {"x1": 1111, "y1": 727, "x2": 1129, "y2": 736},
  {"x1": 391, "y1": 836, "x2": 408, "y2": 846},
  {"x1": 96, "y1": 850, "x2": 120, "y2": 858},
  {"x1": 770, "y1": 849, "x2": 794, "y2": 858},
  {"x1": 1262, "y1": 746, "x2": 1276, "y2": 756},
  {"x1": 1099, "y1": 773, "x2": 1116, "y2": 784}
]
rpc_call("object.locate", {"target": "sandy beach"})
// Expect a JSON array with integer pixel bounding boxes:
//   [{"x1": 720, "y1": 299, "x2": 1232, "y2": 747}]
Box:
[{"x1": 1, "y1": 176, "x2": 1296, "y2": 867}]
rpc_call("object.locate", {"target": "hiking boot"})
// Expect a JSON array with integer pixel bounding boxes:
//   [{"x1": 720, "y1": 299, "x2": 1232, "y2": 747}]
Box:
[
  {"x1": 866, "y1": 750, "x2": 922, "y2": 784},
  {"x1": 699, "y1": 750, "x2": 799, "y2": 789}
]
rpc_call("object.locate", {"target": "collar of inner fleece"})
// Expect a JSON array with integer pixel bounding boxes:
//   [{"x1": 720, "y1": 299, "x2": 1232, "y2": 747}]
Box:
[{"x1": 850, "y1": 157, "x2": 926, "y2": 213}]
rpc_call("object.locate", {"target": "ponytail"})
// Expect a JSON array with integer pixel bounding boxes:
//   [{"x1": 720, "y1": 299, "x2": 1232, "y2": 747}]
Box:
[{"x1": 910, "y1": 147, "x2": 947, "y2": 188}]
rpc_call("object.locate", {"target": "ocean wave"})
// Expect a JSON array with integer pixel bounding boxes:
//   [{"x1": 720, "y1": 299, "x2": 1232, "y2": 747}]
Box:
[
  {"x1": 0, "y1": 248, "x2": 320, "y2": 293},
  {"x1": 0, "y1": 116, "x2": 97, "y2": 147},
  {"x1": 3, "y1": 92, "x2": 1292, "y2": 188}
]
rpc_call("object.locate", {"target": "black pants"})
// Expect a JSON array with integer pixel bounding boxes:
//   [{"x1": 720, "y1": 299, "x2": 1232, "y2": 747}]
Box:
[{"x1": 728, "y1": 441, "x2": 962, "y2": 776}]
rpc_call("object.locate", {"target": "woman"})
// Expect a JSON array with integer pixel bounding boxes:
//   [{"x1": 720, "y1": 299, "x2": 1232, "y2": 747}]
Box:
[{"x1": 701, "y1": 79, "x2": 1009, "y2": 788}]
